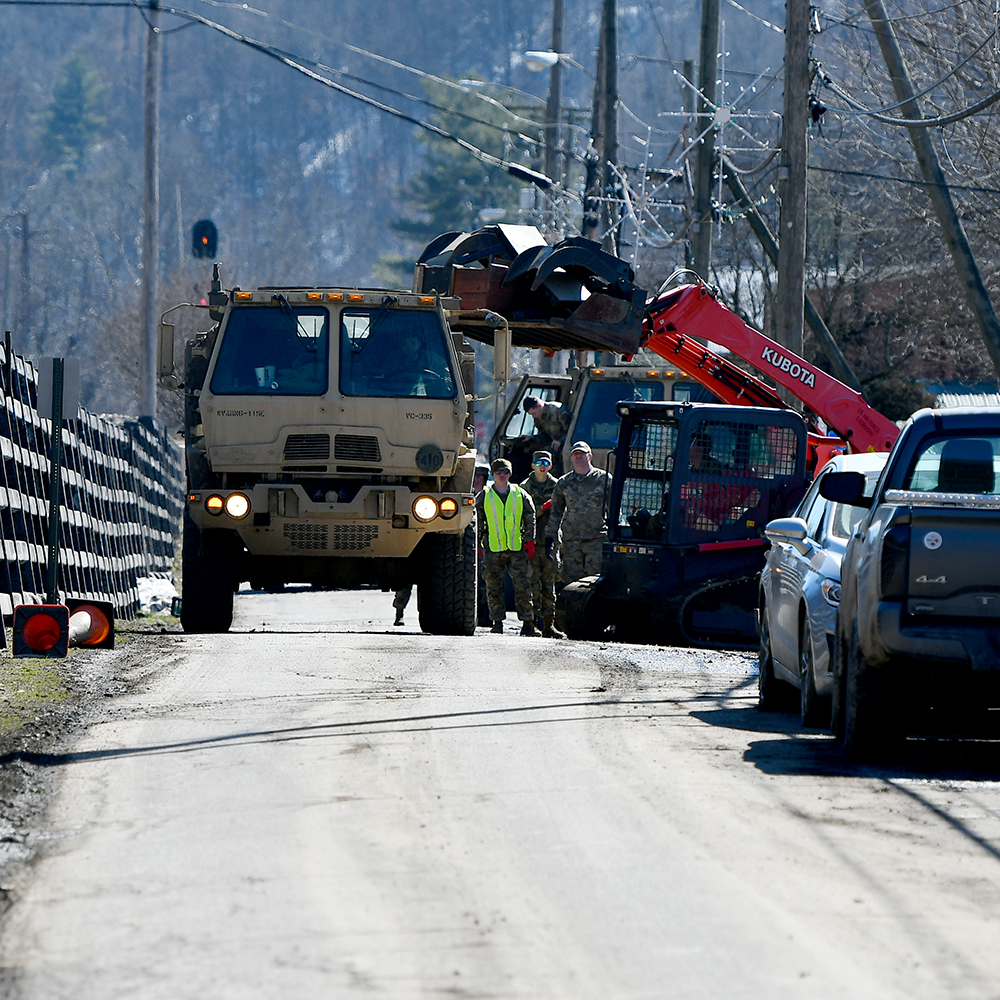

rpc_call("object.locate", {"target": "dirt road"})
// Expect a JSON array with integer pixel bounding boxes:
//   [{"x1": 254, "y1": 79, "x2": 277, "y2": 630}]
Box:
[{"x1": 1, "y1": 589, "x2": 999, "y2": 999}]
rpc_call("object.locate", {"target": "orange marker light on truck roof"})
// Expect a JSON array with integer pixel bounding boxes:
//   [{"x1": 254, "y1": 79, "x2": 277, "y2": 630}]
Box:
[{"x1": 327, "y1": 293, "x2": 343, "y2": 301}]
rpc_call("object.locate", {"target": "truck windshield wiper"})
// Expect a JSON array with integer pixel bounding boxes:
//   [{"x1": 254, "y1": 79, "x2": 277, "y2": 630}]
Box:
[{"x1": 273, "y1": 293, "x2": 320, "y2": 352}]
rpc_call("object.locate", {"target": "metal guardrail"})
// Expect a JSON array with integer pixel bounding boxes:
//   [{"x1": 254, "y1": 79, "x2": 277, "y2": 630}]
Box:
[{"x1": 0, "y1": 346, "x2": 183, "y2": 620}]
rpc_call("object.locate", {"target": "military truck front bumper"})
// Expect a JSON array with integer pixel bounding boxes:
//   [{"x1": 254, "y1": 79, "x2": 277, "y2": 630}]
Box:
[{"x1": 187, "y1": 485, "x2": 474, "y2": 559}]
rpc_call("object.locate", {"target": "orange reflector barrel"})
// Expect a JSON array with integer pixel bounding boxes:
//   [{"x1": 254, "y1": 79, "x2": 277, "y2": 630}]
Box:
[
  {"x1": 66, "y1": 600, "x2": 115, "y2": 649},
  {"x1": 14, "y1": 605, "x2": 69, "y2": 658}
]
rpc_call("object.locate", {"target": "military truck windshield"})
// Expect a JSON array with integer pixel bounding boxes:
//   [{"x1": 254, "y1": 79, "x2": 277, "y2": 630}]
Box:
[
  {"x1": 339, "y1": 308, "x2": 456, "y2": 399},
  {"x1": 210, "y1": 306, "x2": 329, "y2": 395},
  {"x1": 574, "y1": 380, "x2": 665, "y2": 449}
]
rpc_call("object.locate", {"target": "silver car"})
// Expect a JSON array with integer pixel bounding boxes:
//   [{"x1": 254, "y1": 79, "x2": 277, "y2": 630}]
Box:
[{"x1": 758, "y1": 452, "x2": 889, "y2": 726}]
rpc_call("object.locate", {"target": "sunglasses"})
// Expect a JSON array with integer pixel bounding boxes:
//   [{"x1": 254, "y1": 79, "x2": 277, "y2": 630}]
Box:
[
  {"x1": 534, "y1": 459, "x2": 551, "y2": 467},
  {"x1": 494, "y1": 469, "x2": 510, "y2": 475}
]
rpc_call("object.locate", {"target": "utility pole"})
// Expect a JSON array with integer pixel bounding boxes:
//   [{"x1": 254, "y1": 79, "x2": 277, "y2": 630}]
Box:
[
  {"x1": 692, "y1": 0, "x2": 720, "y2": 279},
  {"x1": 542, "y1": 0, "x2": 565, "y2": 223},
  {"x1": 865, "y1": 0, "x2": 1000, "y2": 378},
  {"x1": 583, "y1": 0, "x2": 618, "y2": 248},
  {"x1": 773, "y1": 0, "x2": 811, "y2": 368},
  {"x1": 141, "y1": 0, "x2": 161, "y2": 419}
]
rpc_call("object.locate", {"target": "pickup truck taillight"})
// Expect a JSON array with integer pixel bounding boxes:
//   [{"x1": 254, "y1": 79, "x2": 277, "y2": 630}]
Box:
[{"x1": 880, "y1": 524, "x2": 910, "y2": 601}]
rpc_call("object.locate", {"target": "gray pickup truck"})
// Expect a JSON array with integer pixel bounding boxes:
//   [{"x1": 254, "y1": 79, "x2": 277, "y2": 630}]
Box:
[{"x1": 821, "y1": 407, "x2": 1000, "y2": 760}]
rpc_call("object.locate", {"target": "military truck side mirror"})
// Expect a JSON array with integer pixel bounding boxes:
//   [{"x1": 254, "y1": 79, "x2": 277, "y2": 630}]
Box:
[
  {"x1": 157, "y1": 322, "x2": 180, "y2": 389},
  {"x1": 819, "y1": 470, "x2": 872, "y2": 508},
  {"x1": 488, "y1": 312, "x2": 511, "y2": 383}
]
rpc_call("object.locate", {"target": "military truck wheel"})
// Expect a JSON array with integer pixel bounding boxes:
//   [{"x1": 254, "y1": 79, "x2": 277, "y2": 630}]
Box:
[
  {"x1": 181, "y1": 512, "x2": 238, "y2": 633},
  {"x1": 555, "y1": 577, "x2": 608, "y2": 639},
  {"x1": 799, "y1": 617, "x2": 831, "y2": 729},
  {"x1": 417, "y1": 525, "x2": 477, "y2": 636},
  {"x1": 844, "y1": 621, "x2": 899, "y2": 762}
]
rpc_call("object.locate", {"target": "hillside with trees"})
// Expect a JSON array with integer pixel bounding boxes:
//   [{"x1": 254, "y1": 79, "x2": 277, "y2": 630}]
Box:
[{"x1": 1, "y1": 0, "x2": 998, "y2": 425}]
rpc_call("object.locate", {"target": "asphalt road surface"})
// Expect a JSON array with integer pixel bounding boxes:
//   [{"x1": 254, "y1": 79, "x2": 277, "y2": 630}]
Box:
[{"x1": 1, "y1": 588, "x2": 1000, "y2": 999}]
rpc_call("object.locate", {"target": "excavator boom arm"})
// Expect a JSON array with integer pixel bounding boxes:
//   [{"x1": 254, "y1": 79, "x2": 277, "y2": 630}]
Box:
[{"x1": 644, "y1": 284, "x2": 899, "y2": 453}]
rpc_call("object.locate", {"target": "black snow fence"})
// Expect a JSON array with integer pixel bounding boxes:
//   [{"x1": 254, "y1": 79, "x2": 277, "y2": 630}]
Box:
[{"x1": 0, "y1": 345, "x2": 183, "y2": 622}]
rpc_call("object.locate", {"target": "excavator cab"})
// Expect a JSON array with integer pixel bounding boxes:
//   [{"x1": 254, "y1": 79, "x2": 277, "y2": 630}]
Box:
[{"x1": 556, "y1": 401, "x2": 808, "y2": 648}]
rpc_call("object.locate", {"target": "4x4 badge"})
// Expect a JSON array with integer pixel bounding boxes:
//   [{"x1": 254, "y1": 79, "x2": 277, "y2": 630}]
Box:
[
  {"x1": 923, "y1": 531, "x2": 942, "y2": 550},
  {"x1": 915, "y1": 574, "x2": 947, "y2": 584}
]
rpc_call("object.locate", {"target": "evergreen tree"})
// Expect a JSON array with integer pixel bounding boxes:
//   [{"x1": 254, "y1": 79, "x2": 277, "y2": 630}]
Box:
[
  {"x1": 392, "y1": 78, "x2": 543, "y2": 252},
  {"x1": 38, "y1": 51, "x2": 106, "y2": 175}
]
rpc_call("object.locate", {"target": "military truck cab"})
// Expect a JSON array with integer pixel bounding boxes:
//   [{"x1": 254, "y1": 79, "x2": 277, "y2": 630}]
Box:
[
  {"x1": 492, "y1": 366, "x2": 718, "y2": 480},
  {"x1": 162, "y1": 282, "x2": 484, "y2": 635}
]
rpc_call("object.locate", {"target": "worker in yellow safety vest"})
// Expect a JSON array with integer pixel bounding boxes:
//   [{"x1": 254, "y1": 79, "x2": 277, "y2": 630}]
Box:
[{"x1": 475, "y1": 458, "x2": 537, "y2": 635}]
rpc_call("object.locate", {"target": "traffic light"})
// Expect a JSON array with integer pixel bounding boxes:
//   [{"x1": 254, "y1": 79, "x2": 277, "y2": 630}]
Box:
[
  {"x1": 192, "y1": 219, "x2": 218, "y2": 258},
  {"x1": 13, "y1": 605, "x2": 69, "y2": 658}
]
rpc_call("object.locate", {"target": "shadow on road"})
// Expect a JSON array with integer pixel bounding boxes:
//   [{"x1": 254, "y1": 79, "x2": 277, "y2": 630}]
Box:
[
  {"x1": 0, "y1": 697, "x2": 681, "y2": 769},
  {"x1": 692, "y1": 702, "x2": 1000, "y2": 781}
]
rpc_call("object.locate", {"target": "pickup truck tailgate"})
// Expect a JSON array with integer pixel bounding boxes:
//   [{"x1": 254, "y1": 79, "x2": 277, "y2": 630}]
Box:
[{"x1": 907, "y1": 509, "x2": 1000, "y2": 618}]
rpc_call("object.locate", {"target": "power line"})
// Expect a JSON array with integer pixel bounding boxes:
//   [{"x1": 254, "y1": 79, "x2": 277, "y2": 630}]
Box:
[{"x1": 809, "y1": 164, "x2": 1000, "y2": 195}]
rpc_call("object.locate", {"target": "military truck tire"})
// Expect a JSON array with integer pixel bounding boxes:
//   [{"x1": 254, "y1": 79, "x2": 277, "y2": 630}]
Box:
[
  {"x1": 417, "y1": 525, "x2": 477, "y2": 636},
  {"x1": 555, "y1": 577, "x2": 608, "y2": 639},
  {"x1": 181, "y1": 512, "x2": 237, "y2": 633},
  {"x1": 844, "y1": 621, "x2": 899, "y2": 762},
  {"x1": 799, "y1": 617, "x2": 830, "y2": 728}
]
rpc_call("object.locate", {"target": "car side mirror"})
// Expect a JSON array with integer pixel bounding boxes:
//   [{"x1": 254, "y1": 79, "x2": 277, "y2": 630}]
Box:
[
  {"x1": 819, "y1": 470, "x2": 872, "y2": 508},
  {"x1": 764, "y1": 516, "x2": 811, "y2": 555}
]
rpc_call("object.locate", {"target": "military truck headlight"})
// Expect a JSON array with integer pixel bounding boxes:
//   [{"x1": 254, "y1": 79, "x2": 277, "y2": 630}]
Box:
[
  {"x1": 205, "y1": 494, "x2": 225, "y2": 515},
  {"x1": 439, "y1": 498, "x2": 459, "y2": 519},
  {"x1": 412, "y1": 496, "x2": 439, "y2": 522},
  {"x1": 224, "y1": 493, "x2": 251, "y2": 519}
]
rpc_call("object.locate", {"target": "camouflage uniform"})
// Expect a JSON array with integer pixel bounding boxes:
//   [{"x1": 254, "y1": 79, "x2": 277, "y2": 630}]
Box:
[
  {"x1": 530, "y1": 402, "x2": 571, "y2": 447},
  {"x1": 519, "y1": 468, "x2": 559, "y2": 622},
  {"x1": 476, "y1": 484, "x2": 536, "y2": 624},
  {"x1": 547, "y1": 467, "x2": 610, "y2": 584}
]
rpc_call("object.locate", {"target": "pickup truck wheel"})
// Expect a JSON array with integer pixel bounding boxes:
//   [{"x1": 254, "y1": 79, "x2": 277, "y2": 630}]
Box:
[
  {"x1": 799, "y1": 617, "x2": 831, "y2": 729},
  {"x1": 181, "y1": 511, "x2": 237, "y2": 633},
  {"x1": 758, "y1": 607, "x2": 790, "y2": 711},
  {"x1": 417, "y1": 525, "x2": 477, "y2": 636},
  {"x1": 844, "y1": 621, "x2": 899, "y2": 762}
]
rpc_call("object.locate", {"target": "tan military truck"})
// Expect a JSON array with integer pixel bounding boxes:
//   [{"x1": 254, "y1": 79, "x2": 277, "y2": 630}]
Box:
[
  {"x1": 492, "y1": 364, "x2": 719, "y2": 480},
  {"x1": 159, "y1": 268, "x2": 495, "y2": 635}
]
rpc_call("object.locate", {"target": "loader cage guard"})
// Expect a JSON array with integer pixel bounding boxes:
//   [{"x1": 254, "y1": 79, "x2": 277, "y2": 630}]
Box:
[{"x1": 609, "y1": 402, "x2": 807, "y2": 548}]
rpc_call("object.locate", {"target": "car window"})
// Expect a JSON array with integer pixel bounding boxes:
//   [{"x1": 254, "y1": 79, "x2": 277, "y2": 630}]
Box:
[{"x1": 804, "y1": 485, "x2": 827, "y2": 539}]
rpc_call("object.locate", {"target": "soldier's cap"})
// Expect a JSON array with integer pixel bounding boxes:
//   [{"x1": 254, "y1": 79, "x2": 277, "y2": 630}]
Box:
[
  {"x1": 490, "y1": 458, "x2": 513, "y2": 473},
  {"x1": 532, "y1": 450, "x2": 553, "y2": 464},
  {"x1": 570, "y1": 441, "x2": 592, "y2": 455},
  {"x1": 474, "y1": 464, "x2": 491, "y2": 477}
]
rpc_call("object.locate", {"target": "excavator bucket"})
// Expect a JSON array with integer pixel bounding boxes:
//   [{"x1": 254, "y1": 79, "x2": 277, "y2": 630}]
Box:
[{"x1": 413, "y1": 226, "x2": 647, "y2": 356}]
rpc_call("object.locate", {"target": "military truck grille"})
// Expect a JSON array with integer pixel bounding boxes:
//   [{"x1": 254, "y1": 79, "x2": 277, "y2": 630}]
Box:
[
  {"x1": 283, "y1": 523, "x2": 328, "y2": 550},
  {"x1": 334, "y1": 434, "x2": 381, "y2": 463},
  {"x1": 330, "y1": 525, "x2": 379, "y2": 551},
  {"x1": 283, "y1": 434, "x2": 331, "y2": 461}
]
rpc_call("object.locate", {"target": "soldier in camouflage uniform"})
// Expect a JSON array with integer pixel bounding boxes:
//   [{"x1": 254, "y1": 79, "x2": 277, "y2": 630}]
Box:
[
  {"x1": 522, "y1": 396, "x2": 572, "y2": 455},
  {"x1": 476, "y1": 458, "x2": 537, "y2": 635},
  {"x1": 519, "y1": 450, "x2": 566, "y2": 639},
  {"x1": 546, "y1": 441, "x2": 610, "y2": 585}
]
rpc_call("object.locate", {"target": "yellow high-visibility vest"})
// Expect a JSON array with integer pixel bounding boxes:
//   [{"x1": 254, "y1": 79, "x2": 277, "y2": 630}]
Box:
[{"x1": 484, "y1": 486, "x2": 524, "y2": 552}]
